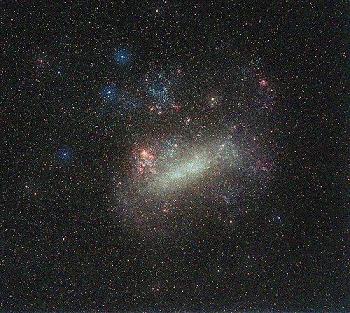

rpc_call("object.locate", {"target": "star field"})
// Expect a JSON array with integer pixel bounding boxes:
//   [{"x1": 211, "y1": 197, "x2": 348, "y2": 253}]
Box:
[{"x1": 2, "y1": 1, "x2": 348, "y2": 312}]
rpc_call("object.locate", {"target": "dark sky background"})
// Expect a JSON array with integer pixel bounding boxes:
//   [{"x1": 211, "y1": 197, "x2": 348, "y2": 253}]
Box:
[{"x1": 2, "y1": 1, "x2": 349, "y2": 312}]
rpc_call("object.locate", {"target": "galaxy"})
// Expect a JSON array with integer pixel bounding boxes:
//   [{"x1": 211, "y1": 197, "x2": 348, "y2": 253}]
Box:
[{"x1": 3, "y1": 2, "x2": 348, "y2": 312}]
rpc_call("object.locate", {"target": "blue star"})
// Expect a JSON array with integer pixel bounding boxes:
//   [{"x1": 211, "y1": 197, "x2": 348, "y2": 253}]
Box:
[
  {"x1": 101, "y1": 84, "x2": 118, "y2": 102},
  {"x1": 57, "y1": 147, "x2": 73, "y2": 164},
  {"x1": 114, "y1": 48, "x2": 131, "y2": 65},
  {"x1": 273, "y1": 215, "x2": 283, "y2": 224},
  {"x1": 57, "y1": 66, "x2": 63, "y2": 76}
]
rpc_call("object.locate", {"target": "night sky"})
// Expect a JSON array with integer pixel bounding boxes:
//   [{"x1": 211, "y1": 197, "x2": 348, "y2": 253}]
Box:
[{"x1": 3, "y1": 1, "x2": 349, "y2": 312}]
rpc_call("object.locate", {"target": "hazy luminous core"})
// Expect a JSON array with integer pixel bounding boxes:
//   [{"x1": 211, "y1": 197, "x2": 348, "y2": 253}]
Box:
[
  {"x1": 167, "y1": 157, "x2": 209, "y2": 181},
  {"x1": 152, "y1": 154, "x2": 211, "y2": 192},
  {"x1": 143, "y1": 141, "x2": 239, "y2": 196}
]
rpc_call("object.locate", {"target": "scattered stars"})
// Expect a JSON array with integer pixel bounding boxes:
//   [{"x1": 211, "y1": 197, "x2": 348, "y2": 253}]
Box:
[{"x1": 3, "y1": 2, "x2": 345, "y2": 312}]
